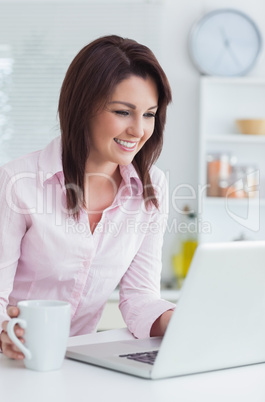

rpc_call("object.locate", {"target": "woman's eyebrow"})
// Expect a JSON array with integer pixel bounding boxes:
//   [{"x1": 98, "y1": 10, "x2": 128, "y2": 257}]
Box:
[{"x1": 108, "y1": 101, "x2": 158, "y2": 110}]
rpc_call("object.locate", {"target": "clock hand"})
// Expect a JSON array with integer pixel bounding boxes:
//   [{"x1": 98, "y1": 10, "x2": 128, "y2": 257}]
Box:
[
  {"x1": 209, "y1": 28, "x2": 231, "y2": 71},
  {"x1": 220, "y1": 27, "x2": 242, "y2": 69},
  {"x1": 226, "y1": 45, "x2": 242, "y2": 69},
  {"x1": 220, "y1": 27, "x2": 230, "y2": 48}
]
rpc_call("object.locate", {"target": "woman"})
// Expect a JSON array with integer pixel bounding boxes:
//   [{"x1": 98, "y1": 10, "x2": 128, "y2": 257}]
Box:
[{"x1": 0, "y1": 35, "x2": 175, "y2": 360}]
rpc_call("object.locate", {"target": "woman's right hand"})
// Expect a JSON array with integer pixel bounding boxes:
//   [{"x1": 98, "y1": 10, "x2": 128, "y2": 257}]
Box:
[{"x1": 0, "y1": 306, "x2": 25, "y2": 360}]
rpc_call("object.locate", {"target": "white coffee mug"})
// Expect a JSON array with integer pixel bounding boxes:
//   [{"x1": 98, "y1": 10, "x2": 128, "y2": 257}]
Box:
[{"x1": 7, "y1": 300, "x2": 71, "y2": 371}]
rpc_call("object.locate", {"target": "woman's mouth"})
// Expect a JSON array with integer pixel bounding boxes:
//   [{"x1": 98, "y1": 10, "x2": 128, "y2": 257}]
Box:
[{"x1": 114, "y1": 138, "x2": 137, "y2": 151}]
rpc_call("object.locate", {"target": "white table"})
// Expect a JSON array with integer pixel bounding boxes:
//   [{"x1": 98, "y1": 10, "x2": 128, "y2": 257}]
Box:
[{"x1": 1, "y1": 328, "x2": 265, "y2": 402}]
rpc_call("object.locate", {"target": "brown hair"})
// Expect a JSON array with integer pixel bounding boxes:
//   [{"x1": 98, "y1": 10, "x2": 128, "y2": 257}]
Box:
[{"x1": 58, "y1": 35, "x2": 172, "y2": 220}]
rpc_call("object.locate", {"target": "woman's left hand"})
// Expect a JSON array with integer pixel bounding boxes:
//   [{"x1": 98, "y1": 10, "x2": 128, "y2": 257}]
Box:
[{"x1": 150, "y1": 309, "x2": 174, "y2": 337}]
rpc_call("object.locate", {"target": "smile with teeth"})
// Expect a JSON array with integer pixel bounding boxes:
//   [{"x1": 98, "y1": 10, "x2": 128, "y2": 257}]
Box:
[{"x1": 114, "y1": 138, "x2": 137, "y2": 149}]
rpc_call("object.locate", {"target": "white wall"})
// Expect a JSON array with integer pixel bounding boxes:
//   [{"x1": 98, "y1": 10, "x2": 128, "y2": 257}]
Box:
[
  {"x1": 1, "y1": 0, "x2": 265, "y2": 281},
  {"x1": 156, "y1": 0, "x2": 265, "y2": 281}
]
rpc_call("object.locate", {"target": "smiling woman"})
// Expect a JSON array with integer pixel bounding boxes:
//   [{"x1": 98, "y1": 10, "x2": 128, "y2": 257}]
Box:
[
  {"x1": 0, "y1": 35, "x2": 175, "y2": 361},
  {"x1": 58, "y1": 35, "x2": 172, "y2": 219}
]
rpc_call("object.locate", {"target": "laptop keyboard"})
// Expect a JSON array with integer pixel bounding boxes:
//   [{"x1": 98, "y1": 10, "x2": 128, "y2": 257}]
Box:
[{"x1": 119, "y1": 350, "x2": 158, "y2": 365}]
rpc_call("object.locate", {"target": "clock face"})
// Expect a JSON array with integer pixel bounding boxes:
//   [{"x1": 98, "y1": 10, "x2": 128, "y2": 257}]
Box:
[{"x1": 189, "y1": 9, "x2": 262, "y2": 76}]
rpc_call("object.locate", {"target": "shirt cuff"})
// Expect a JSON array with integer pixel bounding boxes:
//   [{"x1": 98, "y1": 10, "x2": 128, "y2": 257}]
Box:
[{"x1": 132, "y1": 299, "x2": 176, "y2": 339}]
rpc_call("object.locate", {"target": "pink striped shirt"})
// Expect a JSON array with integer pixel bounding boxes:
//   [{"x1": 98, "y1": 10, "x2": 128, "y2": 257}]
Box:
[{"x1": 0, "y1": 137, "x2": 175, "y2": 338}]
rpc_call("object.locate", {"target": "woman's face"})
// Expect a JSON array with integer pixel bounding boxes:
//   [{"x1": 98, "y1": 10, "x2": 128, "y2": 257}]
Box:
[{"x1": 88, "y1": 75, "x2": 158, "y2": 168}]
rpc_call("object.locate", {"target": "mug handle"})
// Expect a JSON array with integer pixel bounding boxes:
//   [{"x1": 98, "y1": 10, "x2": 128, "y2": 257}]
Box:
[{"x1": 7, "y1": 318, "x2": 32, "y2": 360}]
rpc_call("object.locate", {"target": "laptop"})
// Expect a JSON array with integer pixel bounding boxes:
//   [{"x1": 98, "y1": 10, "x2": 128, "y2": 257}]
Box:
[{"x1": 66, "y1": 241, "x2": 265, "y2": 379}]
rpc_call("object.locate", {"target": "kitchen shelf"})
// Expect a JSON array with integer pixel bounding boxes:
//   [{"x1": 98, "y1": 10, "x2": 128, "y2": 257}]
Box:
[
  {"x1": 206, "y1": 134, "x2": 265, "y2": 144},
  {"x1": 198, "y1": 77, "x2": 265, "y2": 243},
  {"x1": 201, "y1": 196, "x2": 265, "y2": 208},
  {"x1": 203, "y1": 196, "x2": 263, "y2": 204}
]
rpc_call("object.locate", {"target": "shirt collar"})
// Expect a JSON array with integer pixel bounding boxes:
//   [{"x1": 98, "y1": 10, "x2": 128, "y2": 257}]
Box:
[
  {"x1": 119, "y1": 164, "x2": 143, "y2": 196},
  {"x1": 38, "y1": 136, "x2": 63, "y2": 186}
]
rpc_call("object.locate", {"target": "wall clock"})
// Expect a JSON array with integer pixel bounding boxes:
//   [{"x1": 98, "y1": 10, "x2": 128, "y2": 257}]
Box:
[{"x1": 189, "y1": 8, "x2": 262, "y2": 76}]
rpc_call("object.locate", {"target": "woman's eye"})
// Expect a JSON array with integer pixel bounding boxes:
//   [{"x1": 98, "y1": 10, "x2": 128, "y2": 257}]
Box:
[
  {"x1": 144, "y1": 112, "x2": 156, "y2": 118},
  {"x1": 114, "y1": 110, "x2": 129, "y2": 116}
]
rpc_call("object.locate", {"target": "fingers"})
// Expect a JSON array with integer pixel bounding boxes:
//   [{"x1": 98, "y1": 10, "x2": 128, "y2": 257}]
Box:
[
  {"x1": 1, "y1": 317, "x2": 25, "y2": 360},
  {"x1": 6, "y1": 306, "x2": 20, "y2": 318},
  {"x1": 2, "y1": 320, "x2": 24, "y2": 336},
  {"x1": 1, "y1": 331, "x2": 25, "y2": 360},
  {"x1": 0, "y1": 329, "x2": 25, "y2": 359}
]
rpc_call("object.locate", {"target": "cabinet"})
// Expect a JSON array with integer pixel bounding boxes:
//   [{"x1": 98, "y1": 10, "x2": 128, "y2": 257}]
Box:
[{"x1": 198, "y1": 77, "x2": 265, "y2": 243}]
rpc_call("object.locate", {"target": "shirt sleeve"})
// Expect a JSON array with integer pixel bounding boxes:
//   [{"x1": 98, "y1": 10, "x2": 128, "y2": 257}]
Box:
[
  {"x1": 119, "y1": 169, "x2": 176, "y2": 339},
  {"x1": 0, "y1": 167, "x2": 27, "y2": 332}
]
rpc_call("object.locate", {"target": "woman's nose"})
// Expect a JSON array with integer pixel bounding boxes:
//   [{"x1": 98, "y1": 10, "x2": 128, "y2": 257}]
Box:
[{"x1": 127, "y1": 118, "x2": 144, "y2": 138}]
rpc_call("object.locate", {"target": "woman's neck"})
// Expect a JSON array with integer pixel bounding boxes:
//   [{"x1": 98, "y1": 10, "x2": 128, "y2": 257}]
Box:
[
  {"x1": 83, "y1": 160, "x2": 122, "y2": 214},
  {"x1": 85, "y1": 160, "x2": 121, "y2": 188}
]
